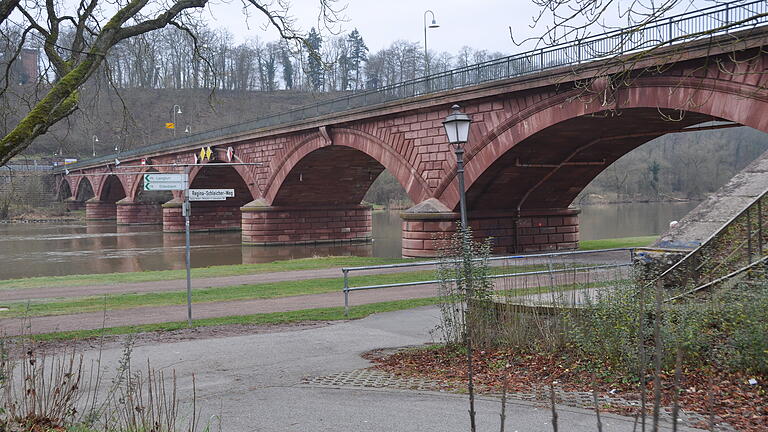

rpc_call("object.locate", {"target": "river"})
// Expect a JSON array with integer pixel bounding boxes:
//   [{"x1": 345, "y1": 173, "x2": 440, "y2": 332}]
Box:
[{"x1": 0, "y1": 201, "x2": 699, "y2": 280}]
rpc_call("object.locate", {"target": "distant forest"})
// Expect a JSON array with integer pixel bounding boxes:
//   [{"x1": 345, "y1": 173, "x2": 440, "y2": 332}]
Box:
[{"x1": 4, "y1": 24, "x2": 767, "y2": 207}]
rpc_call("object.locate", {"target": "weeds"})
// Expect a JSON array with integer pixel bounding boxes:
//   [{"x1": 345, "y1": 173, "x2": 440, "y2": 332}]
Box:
[{"x1": 0, "y1": 333, "x2": 205, "y2": 432}]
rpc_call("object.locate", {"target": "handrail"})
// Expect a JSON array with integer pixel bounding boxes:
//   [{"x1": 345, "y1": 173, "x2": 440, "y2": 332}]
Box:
[
  {"x1": 341, "y1": 248, "x2": 635, "y2": 315},
  {"x1": 56, "y1": 0, "x2": 768, "y2": 173},
  {"x1": 648, "y1": 188, "x2": 768, "y2": 293}
]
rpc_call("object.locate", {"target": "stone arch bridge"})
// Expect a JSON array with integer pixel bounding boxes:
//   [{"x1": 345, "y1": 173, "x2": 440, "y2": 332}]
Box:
[{"x1": 55, "y1": 18, "x2": 768, "y2": 257}]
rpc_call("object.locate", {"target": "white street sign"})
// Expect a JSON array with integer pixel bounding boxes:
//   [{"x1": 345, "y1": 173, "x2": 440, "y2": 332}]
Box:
[
  {"x1": 188, "y1": 189, "x2": 235, "y2": 201},
  {"x1": 145, "y1": 182, "x2": 186, "y2": 191},
  {"x1": 145, "y1": 174, "x2": 186, "y2": 182},
  {"x1": 144, "y1": 173, "x2": 187, "y2": 191}
]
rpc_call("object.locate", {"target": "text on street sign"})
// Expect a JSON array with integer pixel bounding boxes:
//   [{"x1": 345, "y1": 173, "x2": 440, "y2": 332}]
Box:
[{"x1": 188, "y1": 189, "x2": 235, "y2": 201}]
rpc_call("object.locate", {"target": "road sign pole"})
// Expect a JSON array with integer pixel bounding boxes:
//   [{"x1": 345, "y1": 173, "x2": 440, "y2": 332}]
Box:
[{"x1": 183, "y1": 167, "x2": 193, "y2": 326}]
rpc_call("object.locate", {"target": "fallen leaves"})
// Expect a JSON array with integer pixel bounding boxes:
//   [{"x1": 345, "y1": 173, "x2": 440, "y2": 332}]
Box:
[{"x1": 369, "y1": 345, "x2": 768, "y2": 431}]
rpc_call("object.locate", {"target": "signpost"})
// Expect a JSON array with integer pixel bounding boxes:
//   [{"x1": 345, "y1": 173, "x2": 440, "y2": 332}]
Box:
[{"x1": 67, "y1": 162, "x2": 257, "y2": 328}]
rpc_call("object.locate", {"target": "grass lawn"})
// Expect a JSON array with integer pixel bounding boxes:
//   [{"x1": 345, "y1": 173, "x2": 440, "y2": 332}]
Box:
[
  {"x1": 0, "y1": 256, "x2": 418, "y2": 290},
  {"x1": 29, "y1": 297, "x2": 440, "y2": 341},
  {"x1": 579, "y1": 235, "x2": 657, "y2": 250},
  {"x1": 1, "y1": 263, "x2": 556, "y2": 318}
]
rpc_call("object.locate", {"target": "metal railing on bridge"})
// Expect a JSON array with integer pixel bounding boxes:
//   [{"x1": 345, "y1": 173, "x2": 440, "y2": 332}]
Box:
[{"x1": 59, "y1": 0, "x2": 768, "y2": 173}]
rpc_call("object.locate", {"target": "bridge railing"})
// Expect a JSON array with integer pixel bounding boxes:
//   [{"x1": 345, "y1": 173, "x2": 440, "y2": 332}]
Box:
[{"x1": 59, "y1": 0, "x2": 768, "y2": 172}]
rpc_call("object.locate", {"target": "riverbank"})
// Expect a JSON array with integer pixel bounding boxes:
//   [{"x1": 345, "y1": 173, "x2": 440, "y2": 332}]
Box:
[{"x1": 0, "y1": 238, "x2": 649, "y2": 340}]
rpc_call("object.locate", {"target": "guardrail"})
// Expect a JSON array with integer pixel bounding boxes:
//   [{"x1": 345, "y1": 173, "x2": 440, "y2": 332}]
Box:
[
  {"x1": 341, "y1": 248, "x2": 636, "y2": 316},
  {"x1": 57, "y1": 0, "x2": 768, "y2": 173},
  {"x1": 651, "y1": 188, "x2": 768, "y2": 299}
]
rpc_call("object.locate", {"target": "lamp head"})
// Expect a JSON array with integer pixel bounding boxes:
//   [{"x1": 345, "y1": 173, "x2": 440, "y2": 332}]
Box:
[
  {"x1": 93, "y1": 135, "x2": 99, "y2": 142},
  {"x1": 442, "y1": 104, "x2": 472, "y2": 147},
  {"x1": 429, "y1": 18, "x2": 439, "y2": 28},
  {"x1": 176, "y1": 106, "x2": 182, "y2": 114}
]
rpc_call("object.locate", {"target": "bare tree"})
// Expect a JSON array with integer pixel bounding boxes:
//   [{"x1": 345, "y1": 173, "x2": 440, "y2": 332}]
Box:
[{"x1": 0, "y1": 0, "x2": 339, "y2": 166}]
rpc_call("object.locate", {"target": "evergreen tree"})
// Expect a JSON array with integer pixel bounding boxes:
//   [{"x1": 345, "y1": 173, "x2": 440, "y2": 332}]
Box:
[
  {"x1": 306, "y1": 27, "x2": 324, "y2": 91},
  {"x1": 347, "y1": 29, "x2": 368, "y2": 90},
  {"x1": 280, "y1": 42, "x2": 294, "y2": 89}
]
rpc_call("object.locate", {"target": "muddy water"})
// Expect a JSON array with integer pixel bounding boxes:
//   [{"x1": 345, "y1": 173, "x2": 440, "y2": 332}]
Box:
[{"x1": 0, "y1": 202, "x2": 699, "y2": 279}]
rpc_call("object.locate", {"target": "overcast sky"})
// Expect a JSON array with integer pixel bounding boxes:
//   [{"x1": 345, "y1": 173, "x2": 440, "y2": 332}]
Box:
[
  {"x1": 202, "y1": 0, "x2": 534, "y2": 54},
  {"x1": 201, "y1": 0, "x2": 712, "y2": 55}
]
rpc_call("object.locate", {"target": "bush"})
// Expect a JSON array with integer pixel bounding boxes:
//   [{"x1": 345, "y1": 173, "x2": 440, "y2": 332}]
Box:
[{"x1": 566, "y1": 276, "x2": 768, "y2": 375}]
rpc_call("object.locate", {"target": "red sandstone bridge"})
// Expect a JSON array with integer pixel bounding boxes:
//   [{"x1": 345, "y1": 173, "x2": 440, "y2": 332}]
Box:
[{"x1": 54, "y1": 1, "x2": 768, "y2": 257}]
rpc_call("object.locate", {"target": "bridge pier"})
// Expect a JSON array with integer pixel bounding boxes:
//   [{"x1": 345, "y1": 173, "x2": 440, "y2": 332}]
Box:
[
  {"x1": 401, "y1": 199, "x2": 579, "y2": 258},
  {"x1": 85, "y1": 198, "x2": 117, "y2": 220},
  {"x1": 240, "y1": 199, "x2": 372, "y2": 245},
  {"x1": 116, "y1": 199, "x2": 163, "y2": 225},
  {"x1": 162, "y1": 198, "x2": 244, "y2": 232}
]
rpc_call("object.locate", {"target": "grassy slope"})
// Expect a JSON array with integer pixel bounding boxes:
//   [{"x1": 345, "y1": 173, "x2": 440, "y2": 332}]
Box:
[
  {"x1": 0, "y1": 256, "x2": 416, "y2": 290},
  {"x1": 4, "y1": 270, "x2": 439, "y2": 318},
  {"x1": 578, "y1": 236, "x2": 656, "y2": 250}
]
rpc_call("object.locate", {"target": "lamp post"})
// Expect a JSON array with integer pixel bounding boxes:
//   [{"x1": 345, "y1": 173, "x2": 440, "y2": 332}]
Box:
[
  {"x1": 443, "y1": 103, "x2": 476, "y2": 431},
  {"x1": 423, "y1": 10, "x2": 439, "y2": 77},
  {"x1": 442, "y1": 104, "x2": 472, "y2": 229},
  {"x1": 172, "y1": 104, "x2": 182, "y2": 137},
  {"x1": 91, "y1": 135, "x2": 99, "y2": 157}
]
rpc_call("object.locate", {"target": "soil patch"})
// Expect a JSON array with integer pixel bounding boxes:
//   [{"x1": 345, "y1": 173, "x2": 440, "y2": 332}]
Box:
[
  {"x1": 5, "y1": 320, "x2": 335, "y2": 357},
  {"x1": 368, "y1": 345, "x2": 767, "y2": 431}
]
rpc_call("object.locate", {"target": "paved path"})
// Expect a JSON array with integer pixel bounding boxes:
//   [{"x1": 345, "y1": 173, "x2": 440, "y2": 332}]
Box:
[
  {"x1": 0, "y1": 284, "x2": 439, "y2": 335},
  {"x1": 72, "y1": 307, "x2": 699, "y2": 432}
]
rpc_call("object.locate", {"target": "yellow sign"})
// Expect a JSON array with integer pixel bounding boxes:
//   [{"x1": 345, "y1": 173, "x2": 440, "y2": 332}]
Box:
[
  {"x1": 199, "y1": 146, "x2": 214, "y2": 161},
  {"x1": 165, "y1": 122, "x2": 175, "y2": 129}
]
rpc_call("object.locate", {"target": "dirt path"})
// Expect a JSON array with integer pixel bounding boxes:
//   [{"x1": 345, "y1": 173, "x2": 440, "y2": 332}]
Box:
[{"x1": 0, "y1": 283, "x2": 440, "y2": 336}]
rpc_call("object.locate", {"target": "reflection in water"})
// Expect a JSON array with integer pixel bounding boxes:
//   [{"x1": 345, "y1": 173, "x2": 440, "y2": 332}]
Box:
[
  {"x1": 0, "y1": 202, "x2": 699, "y2": 279},
  {"x1": 579, "y1": 201, "x2": 700, "y2": 240}
]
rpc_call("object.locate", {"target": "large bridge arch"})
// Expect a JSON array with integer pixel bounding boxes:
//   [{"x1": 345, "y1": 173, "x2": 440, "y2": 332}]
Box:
[
  {"x1": 245, "y1": 128, "x2": 429, "y2": 246},
  {"x1": 410, "y1": 75, "x2": 768, "y2": 255},
  {"x1": 438, "y1": 76, "x2": 768, "y2": 210},
  {"x1": 264, "y1": 128, "x2": 430, "y2": 205}
]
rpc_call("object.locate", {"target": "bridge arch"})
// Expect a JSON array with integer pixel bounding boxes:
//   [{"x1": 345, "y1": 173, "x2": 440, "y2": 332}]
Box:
[
  {"x1": 265, "y1": 128, "x2": 430, "y2": 205},
  {"x1": 56, "y1": 178, "x2": 72, "y2": 201},
  {"x1": 74, "y1": 176, "x2": 95, "y2": 202},
  {"x1": 98, "y1": 175, "x2": 127, "y2": 203},
  {"x1": 437, "y1": 76, "x2": 768, "y2": 212}
]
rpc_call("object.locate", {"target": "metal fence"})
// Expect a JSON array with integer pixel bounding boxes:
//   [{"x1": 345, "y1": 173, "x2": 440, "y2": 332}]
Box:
[
  {"x1": 651, "y1": 189, "x2": 768, "y2": 300},
  {"x1": 58, "y1": 0, "x2": 768, "y2": 173},
  {"x1": 341, "y1": 248, "x2": 635, "y2": 316}
]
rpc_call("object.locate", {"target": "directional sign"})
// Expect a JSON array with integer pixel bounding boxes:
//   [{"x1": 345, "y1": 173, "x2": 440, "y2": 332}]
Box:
[
  {"x1": 144, "y1": 173, "x2": 187, "y2": 191},
  {"x1": 188, "y1": 189, "x2": 234, "y2": 201},
  {"x1": 145, "y1": 174, "x2": 185, "y2": 182}
]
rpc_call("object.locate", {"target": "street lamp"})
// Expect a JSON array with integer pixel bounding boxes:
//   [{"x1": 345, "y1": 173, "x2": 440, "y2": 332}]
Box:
[
  {"x1": 423, "y1": 10, "x2": 439, "y2": 77},
  {"x1": 443, "y1": 103, "x2": 476, "y2": 432},
  {"x1": 91, "y1": 135, "x2": 99, "y2": 157},
  {"x1": 442, "y1": 104, "x2": 472, "y2": 229},
  {"x1": 172, "y1": 104, "x2": 182, "y2": 137}
]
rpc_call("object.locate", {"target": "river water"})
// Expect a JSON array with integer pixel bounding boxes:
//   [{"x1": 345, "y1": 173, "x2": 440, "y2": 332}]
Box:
[{"x1": 0, "y1": 202, "x2": 699, "y2": 280}]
